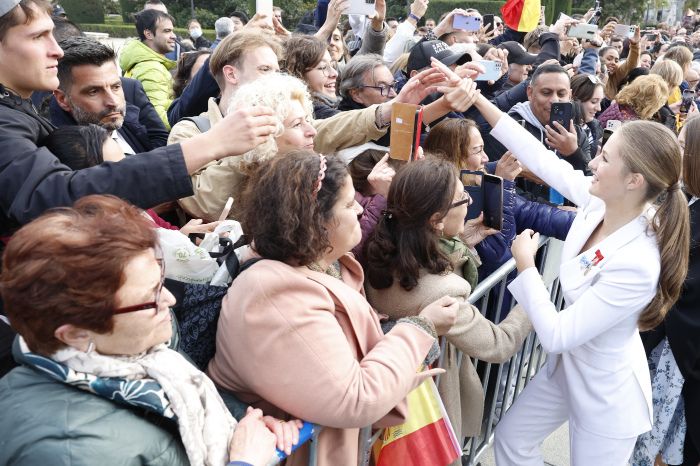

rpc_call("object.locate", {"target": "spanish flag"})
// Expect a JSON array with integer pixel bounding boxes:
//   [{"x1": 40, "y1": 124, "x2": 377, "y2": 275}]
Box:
[
  {"x1": 373, "y1": 377, "x2": 461, "y2": 466},
  {"x1": 501, "y1": 0, "x2": 542, "y2": 32}
]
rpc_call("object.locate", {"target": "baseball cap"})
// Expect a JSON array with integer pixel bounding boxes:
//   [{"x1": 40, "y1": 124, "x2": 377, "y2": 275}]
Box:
[
  {"x1": 498, "y1": 41, "x2": 537, "y2": 65},
  {"x1": 407, "y1": 40, "x2": 471, "y2": 74},
  {"x1": 0, "y1": 0, "x2": 20, "y2": 17},
  {"x1": 52, "y1": 4, "x2": 66, "y2": 17}
]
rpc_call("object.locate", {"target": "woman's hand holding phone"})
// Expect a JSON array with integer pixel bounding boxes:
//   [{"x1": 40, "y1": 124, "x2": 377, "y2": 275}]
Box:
[{"x1": 460, "y1": 213, "x2": 499, "y2": 248}]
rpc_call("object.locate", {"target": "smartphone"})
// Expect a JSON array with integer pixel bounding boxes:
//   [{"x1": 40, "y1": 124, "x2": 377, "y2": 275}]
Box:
[
  {"x1": 614, "y1": 24, "x2": 636, "y2": 38},
  {"x1": 539, "y1": 5, "x2": 546, "y2": 26},
  {"x1": 255, "y1": 0, "x2": 273, "y2": 24},
  {"x1": 482, "y1": 174, "x2": 503, "y2": 230},
  {"x1": 218, "y1": 197, "x2": 233, "y2": 221},
  {"x1": 680, "y1": 89, "x2": 695, "y2": 114},
  {"x1": 345, "y1": 0, "x2": 376, "y2": 16},
  {"x1": 588, "y1": 0, "x2": 602, "y2": 24},
  {"x1": 568, "y1": 23, "x2": 598, "y2": 39},
  {"x1": 453, "y1": 14, "x2": 482, "y2": 32},
  {"x1": 482, "y1": 14, "x2": 495, "y2": 32},
  {"x1": 389, "y1": 103, "x2": 423, "y2": 161},
  {"x1": 549, "y1": 102, "x2": 573, "y2": 131},
  {"x1": 474, "y1": 60, "x2": 502, "y2": 81},
  {"x1": 606, "y1": 119, "x2": 622, "y2": 131},
  {"x1": 645, "y1": 33, "x2": 658, "y2": 41},
  {"x1": 602, "y1": 128, "x2": 614, "y2": 147},
  {"x1": 460, "y1": 170, "x2": 483, "y2": 221}
]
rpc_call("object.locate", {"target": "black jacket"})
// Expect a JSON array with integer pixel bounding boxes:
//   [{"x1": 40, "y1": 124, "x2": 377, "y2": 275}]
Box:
[
  {"x1": 0, "y1": 85, "x2": 193, "y2": 239},
  {"x1": 649, "y1": 198, "x2": 700, "y2": 462}
]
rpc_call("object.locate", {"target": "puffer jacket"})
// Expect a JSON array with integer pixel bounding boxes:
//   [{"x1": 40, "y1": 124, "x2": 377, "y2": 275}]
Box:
[
  {"x1": 0, "y1": 345, "x2": 189, "y2": 465},
  {"x1": 120, "y1": 39, "x2": 176, "y2": 129}
]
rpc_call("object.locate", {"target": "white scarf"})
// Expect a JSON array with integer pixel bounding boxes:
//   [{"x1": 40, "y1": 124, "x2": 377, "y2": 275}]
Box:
[{"x1": 51, "y1": 342, "x2": 236, "y2": 466}]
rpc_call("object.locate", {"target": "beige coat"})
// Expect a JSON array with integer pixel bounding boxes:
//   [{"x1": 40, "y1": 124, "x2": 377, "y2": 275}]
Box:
[
  {"x1": 168, "y1": 99, "x2": 389, "y2": 221},
  {"x1": 206, "y1": 254, "x2": 436, "y2": 466},
  {"x1": 365, "y1": 257, "x2": 532, "y2": 442}
]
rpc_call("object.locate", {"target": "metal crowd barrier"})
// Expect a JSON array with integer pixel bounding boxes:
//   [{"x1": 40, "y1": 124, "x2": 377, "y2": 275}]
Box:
[
  {"x1": 304, "y1": 237, "x2": 563, "y2": 466},
  {"x1": 436, "y1": 236, "x2": 565, "y2": 465}
]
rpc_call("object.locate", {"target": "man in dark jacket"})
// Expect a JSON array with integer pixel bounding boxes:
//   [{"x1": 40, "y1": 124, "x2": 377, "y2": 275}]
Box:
[
  {"x1": 0, "y1": 0, "x2": 277, "y2": 376},
  {"x1": 50, "y1": 37, "x2": 167, "y2": 153},
  {"x1": 481, "y1": 64, "x2": 591, "y2": 203}
]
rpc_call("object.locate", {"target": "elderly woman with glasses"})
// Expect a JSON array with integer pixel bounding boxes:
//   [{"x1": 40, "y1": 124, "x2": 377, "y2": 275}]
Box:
[
  {"x1": 364, "y1": 158, "x2": 532, "y2": 448},
  {"x1": 0, "y1": 195, "x2": 299, "y2": 466}
]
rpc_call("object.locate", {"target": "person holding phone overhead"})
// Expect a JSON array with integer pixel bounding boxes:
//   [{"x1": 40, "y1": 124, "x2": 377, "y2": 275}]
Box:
[{"x1": 465, "y1": 63, "x2": 690, "y2": 464}]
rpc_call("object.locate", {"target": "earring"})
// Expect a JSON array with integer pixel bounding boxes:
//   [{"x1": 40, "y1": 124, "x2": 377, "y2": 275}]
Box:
[{"x1": 86, "y1": 340, "x2": 95, "y2": 354}]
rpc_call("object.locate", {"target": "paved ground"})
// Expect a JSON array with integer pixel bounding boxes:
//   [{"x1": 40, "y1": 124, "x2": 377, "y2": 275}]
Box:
[{"x1": 477, "y1": 423, "x2": 570, "y2": 466}]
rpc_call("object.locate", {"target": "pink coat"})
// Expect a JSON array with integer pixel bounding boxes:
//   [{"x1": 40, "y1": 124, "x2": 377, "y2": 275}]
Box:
[{"x1": 206, "y1": 254, "x2": 436, "y2": 466}]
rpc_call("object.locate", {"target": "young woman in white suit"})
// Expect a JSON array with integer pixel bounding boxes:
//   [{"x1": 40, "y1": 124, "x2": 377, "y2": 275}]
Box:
[{"x1": 465, "y1": 67, "x2": 690, "y2": 464}]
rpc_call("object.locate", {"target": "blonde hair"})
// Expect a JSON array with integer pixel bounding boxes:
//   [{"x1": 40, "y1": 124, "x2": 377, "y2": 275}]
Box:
[
  {"x1": 616, "y1": 121, "x2": 689, "y2": 330},
  {"x1": 227, "y1": 74, "x2": 313, "y2": 165},
  {"x1": 663, "y1": 45, "x2": 693, "y2": 73},
  {"x1": 616, "y1": 74, "x2": 669, "y2": 120},
  {"x1": 390, "y1": 53, "x2": 409, "y2": 75},
  {"x1": 650, "y1": 59, "x2": 684, "y2": 90}
]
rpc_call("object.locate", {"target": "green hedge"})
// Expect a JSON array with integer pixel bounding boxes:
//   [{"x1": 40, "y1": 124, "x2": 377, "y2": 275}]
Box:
[
  {"x1": 62, "y1": 0, "x2": 104, "y2": 23},
  {"x1": 79, "y1": 23, "x2": 216, "y2": 40}
]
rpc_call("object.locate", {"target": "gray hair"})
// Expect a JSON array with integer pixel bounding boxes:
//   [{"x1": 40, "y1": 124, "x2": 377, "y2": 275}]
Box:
[
  {"x1": 339, "y1": 53, "x2": 385, "y2": 98},
  {"x1": 215, "y1": 17, "x2": 233, "y2": 39}
]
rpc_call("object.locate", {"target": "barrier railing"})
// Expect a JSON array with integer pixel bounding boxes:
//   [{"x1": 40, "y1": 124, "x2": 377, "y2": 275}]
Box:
[
  {"x1": 306, "y1": 237, "x2": 563, "y2": 466},
  {"x1": 436, "y1": 236, "x2": 564, "y2": 465}
]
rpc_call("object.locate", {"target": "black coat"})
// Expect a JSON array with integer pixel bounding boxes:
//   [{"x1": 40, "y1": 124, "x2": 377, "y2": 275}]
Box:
[
  {"x1": 666, "y1": 199, "x2": 700, "y2": 460},
  {"x1": 48, "y1": 78, "x2": 168, "y2": 153},
  {"x1": 0, "y1": 85, "x2": 193, "y2": 239}
]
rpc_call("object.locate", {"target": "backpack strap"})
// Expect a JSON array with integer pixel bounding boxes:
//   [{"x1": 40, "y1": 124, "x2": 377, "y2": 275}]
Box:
[{"x1": 181, "y1": 115, "x2": 212, "y2": 133}]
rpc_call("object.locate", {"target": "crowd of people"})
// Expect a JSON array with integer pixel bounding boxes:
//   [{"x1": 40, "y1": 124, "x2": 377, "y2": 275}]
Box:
[{"x1": 0, "y1": 0, "x2": 699, "y2": 464}]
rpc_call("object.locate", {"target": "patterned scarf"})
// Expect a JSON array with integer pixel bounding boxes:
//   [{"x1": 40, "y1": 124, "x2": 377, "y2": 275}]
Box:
[{"x1": 18, "y1": 337, "x2": 236, "y2": 466}]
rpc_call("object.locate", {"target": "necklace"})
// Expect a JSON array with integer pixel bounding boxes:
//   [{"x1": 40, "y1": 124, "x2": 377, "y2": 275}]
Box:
[{"x1": 307, "y1": 261, "x2": 342, "y2": 280}]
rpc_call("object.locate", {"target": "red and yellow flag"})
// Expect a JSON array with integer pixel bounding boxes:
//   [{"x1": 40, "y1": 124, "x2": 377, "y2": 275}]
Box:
[
  {"x1": 373, "y1": 377, "x2": 461, "y2": 466},
  {"x1": 501, "y1": 0, "x2": 542, "y2": 32}
]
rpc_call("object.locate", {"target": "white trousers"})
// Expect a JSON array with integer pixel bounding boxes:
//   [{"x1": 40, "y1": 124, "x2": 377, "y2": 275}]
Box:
[{"x1": 493, "y1": 362, "x2": 637, "y2": 466}]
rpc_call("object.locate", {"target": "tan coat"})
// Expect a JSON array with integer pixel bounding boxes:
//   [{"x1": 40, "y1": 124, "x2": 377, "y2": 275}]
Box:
[
  {"x1": 168, "y1": 100, "x2": 389, "y2": 221},
  {"x1": 206, "y1": 254, "x2": 436, "y2": 466},
  {"x1": 365, "y1": 259, "x2": 532, "y2": 442}
]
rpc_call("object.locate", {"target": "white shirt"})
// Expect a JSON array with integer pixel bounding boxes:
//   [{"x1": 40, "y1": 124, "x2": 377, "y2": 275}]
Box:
[{"x1": 112, "y1": 130, "x2": 136, "y2": 155}]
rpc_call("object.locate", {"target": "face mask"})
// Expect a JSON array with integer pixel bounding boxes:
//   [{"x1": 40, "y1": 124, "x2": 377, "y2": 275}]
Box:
[{"x1": 190, "y1": 27, "x2": 202, "y2": 39}]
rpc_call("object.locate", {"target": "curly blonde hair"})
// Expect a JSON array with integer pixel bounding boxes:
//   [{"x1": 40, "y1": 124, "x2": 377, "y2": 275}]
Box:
[
  {"x1": 616, "y1": 74, "x2": 669, "y2": 120},
  {"x1": 650, "y1": 59, "x2": 684, "y2": 90},
  {"x1": 227, "y1": 74, "x2": 313, "y2": 165}
]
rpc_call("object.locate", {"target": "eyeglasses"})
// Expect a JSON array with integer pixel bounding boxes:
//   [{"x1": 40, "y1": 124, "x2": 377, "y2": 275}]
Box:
[
  {"x1": 360, "y1": 81, "x2": 398, "y2": 97},
  {"x1": 308, "y1": 62, "x2": 337, "y2": 77},
  {"x1": 451, "y1": 191, "x2": 473, "y2": 209},
  {"x1": 112, "y1": 260, "x2": 165, "y2": 316},
  {"x1": 468, "y1": 145, "x2": 485, "y2": 157}
]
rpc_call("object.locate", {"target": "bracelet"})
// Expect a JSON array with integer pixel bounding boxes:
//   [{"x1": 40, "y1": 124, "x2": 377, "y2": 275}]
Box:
[
  {"x1": 375, "y1": 104, "x2": 390, "y2": 129},
  {"x1": 408, "y1": 12, "x2": 421, "y2": 22}
]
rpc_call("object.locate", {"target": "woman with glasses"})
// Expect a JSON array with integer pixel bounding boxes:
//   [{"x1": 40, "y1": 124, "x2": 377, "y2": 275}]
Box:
[
  {"x1": 364, "y1": 158, "x2": 532, "y2": 445},
  {"x1": 0, "y1": 195, "x2": 299, "y2": 466},
  {"x1": 284, "y1": 35, "x2": 341, "y2": 120},
  {"x1": 207, "y1": 150, "x2": 459, "y2": 466},
  {"x1": 424, "y1": 118, "x2": 575, "y2": 279}
]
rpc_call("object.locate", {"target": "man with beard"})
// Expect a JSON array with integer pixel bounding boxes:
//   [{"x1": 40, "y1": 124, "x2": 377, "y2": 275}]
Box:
[
  {"x1": 50, "y1": 37, "x2": 168, "y2": 153},
  {"x1": 119, "y1": 8, "x2": 177, "y2": 128}
]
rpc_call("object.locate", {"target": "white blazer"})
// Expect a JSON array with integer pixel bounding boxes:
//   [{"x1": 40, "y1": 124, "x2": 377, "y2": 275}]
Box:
[{"x1": 492, "y1": 116, "x2": 656, "y2": 439}]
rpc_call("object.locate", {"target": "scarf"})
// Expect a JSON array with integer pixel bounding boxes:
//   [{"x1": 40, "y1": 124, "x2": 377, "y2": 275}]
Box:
[
  {"x1": 439, "y1": 236, "x2": 480, "y2": 291},
  {"x1": 19, "y1": 337, "x2": 236, "y2": 466},
  {"x1": 311, "y1": 91, "x2": 339, "y2": 109}
]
